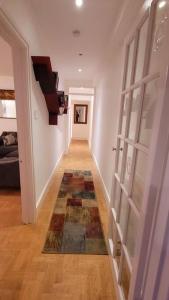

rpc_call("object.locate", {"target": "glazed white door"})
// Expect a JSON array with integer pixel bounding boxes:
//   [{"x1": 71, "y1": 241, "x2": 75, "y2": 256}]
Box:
[{"x1": 108, "y1": 0, "x2": 169, "y2": 299}]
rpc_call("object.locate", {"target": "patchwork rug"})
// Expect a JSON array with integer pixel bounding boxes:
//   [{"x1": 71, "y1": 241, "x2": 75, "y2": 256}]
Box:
[{"x1": 43, "y1": 170, "x2": 107, "y2": 255}]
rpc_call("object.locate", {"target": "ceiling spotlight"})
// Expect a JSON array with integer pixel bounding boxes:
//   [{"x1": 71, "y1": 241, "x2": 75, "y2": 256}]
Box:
[
  {"x1": 158, "y1": 1, "x2": 166, "y2": 8},
  {"x1": 78, "y1": 68, "x2": 82, "y2": 72},
  {"x1": 75, "y1": 0, "x2": 83, "y2": 7}
]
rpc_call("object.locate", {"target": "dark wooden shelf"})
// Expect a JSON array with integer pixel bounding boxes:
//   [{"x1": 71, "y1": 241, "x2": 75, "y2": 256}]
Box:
[
  {"x1": 32, "y1": 56, "x2": 59, "y2": 125},
  {"x1": 32, "y1": 56, "x2": 68, "y2": 125}
]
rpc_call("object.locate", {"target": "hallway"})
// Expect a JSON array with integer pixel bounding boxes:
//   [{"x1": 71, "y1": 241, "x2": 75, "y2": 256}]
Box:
[{"x1": 0, "y1": 140, "x2": 116, "y2": 300}]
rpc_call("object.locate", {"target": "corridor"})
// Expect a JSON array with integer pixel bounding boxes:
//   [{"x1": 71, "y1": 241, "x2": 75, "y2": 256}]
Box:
[{"x1": 0, "y1": 140, "x2": 116, "y2": 300}]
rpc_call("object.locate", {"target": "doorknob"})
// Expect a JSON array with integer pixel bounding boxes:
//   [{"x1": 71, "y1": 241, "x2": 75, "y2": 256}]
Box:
[{"x1": 112, "y1": 148, "x2": 123, "y2": 151}]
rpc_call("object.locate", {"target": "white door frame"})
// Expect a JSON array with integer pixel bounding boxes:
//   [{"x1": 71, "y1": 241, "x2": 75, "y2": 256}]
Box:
[{"x1": 0, "y1": 9, "x2": 36, "y2": 223}]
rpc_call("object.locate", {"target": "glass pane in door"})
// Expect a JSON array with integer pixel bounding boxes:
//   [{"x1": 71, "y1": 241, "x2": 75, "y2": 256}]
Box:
[
  {"x1": 123, "y1": 145, "x2": 134, "y2": 191},
  {"x1": 117, "y1": 140, "x2": 124, "y2": 177},
  {"x1": 110, "y1": 216, "x2": 117, "y2": 245},
  {"x1": 121, "y1": 255, "x2": 131, "y2": 300},
  {"x1": 125, "y1": 40, "x2": 135, "y2": 88},
  {"x1": 132, "y1": 151, "x2": 148, "y2": 210},
  {"x1": 126, "y1": 208, "x2": 138, "y2": 262},
  {"x1": 119, "y1": 191, "x2": 129, "y2": 236},
  {"x1": 114, "y1": 230, "x2": 122, "y2": 269},
  {"x1": 149, "y1": 0, "x2": 169, "y2": 74},
  {"x1": 139, "y1": 78, "x2": 159, "y2": 147},
  {"x1": 113, "y1": 179, "x2": 121, "y2": 214},
  {"x1": 135, "y1": 18, "x2": 149, "y2": 82},
  {"x1": 121, "y1": 94, "x2": 129, "y2": 136},
  {"x1": 128, "y1": 88, "x2": 141, "y2": 141}
]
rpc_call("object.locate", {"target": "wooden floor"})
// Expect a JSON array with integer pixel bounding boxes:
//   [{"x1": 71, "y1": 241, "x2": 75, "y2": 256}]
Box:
[{"x1": 0, "y1": 140, "x2": 116, "y2": 300}]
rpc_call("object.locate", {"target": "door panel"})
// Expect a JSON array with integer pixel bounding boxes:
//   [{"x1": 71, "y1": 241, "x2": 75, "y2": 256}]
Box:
[{"x1": 108, "y1": 1, "x2": 163, "y2": 299}]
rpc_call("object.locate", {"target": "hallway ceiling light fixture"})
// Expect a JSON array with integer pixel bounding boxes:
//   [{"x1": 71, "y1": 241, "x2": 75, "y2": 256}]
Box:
[
  {"x1": 75, "y1": 0, "x2": 83, "y2": 7},
  {"x1": 159, "y1": 1, "x2": 166, "y2": 8},
  {"x1": 78, "y1": 68, "x2": 82, "y2": 72}
]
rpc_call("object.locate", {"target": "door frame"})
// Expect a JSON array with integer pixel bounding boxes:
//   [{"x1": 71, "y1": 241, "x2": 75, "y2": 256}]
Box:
[{"x1": 0, "y1": 9, "x2": 36, "y2": 223}]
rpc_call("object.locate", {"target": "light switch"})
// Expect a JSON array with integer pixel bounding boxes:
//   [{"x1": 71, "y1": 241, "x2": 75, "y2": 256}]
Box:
[{"x1": 34, "y1": 110, "x2": 39, "y2": 120}]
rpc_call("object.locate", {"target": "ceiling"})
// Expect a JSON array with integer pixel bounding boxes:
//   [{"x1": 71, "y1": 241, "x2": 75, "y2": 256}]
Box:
[{"x1": 30, "y1": 0, "x2": 125, "y2": 84}]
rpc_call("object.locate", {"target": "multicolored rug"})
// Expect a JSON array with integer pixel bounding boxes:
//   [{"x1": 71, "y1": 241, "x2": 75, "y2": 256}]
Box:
[{"x1": 43, "y1": 170, "x2": 107, "y2": 255}]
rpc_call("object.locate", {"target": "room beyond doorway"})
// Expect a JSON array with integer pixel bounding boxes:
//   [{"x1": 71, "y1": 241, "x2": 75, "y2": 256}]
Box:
[{"x1": 69, "y1": 87, "x2": 94, "y2": 148}]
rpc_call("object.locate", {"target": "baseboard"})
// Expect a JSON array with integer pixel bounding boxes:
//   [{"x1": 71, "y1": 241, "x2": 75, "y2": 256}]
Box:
[
  {"x1": 107, "y1": 240, "x2": 125, "y2": 300},
  {"x1": 92, "y1": 152, "x2": 110, "y2": 210},
  {"x1": 36, "y1": 151, "x2": 64, "y2": 212}
]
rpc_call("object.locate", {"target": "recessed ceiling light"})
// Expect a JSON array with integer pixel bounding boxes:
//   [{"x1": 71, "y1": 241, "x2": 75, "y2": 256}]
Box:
[
  {"x1": 75, "y1": 0, "x2": 83, "y2": 7},
  {"x1": 78, "y1": 68, "x2": 82, "y2": 72},
  {"x1": 158, "y1": 1, "x2": 166, "y2": 8}
]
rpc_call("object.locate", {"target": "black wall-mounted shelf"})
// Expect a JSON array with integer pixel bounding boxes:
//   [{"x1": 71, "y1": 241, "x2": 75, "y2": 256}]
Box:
[{"x1": 32, "y1": 56, "x2": 68, "y2": 125}]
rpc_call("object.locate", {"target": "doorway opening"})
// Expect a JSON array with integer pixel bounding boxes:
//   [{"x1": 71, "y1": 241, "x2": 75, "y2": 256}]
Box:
[
  {"x1": 68, "y1": 87, "x2": 94, "y2": 148},
  {"x1": 0, "y1": 36, "x2": 21, "y2": 227},
  {"x1": 0, "y1": 10, "x2": 36, "y2": 224}
]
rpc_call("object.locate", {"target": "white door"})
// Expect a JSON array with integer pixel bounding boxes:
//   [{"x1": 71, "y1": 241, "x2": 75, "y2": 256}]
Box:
[{"x1": 108, "y1": 0, "x2": 169, "y2": 299}]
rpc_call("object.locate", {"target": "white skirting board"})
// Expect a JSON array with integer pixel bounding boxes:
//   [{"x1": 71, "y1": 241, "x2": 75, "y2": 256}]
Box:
[
  {"x1": 36, "y1": 151, "x2": 64, "y2": 213},
  {"x1": 92, "y1": 152, "x2": 123, "y2": 300},
  {"x1": 91, "y1": 153, "x2": 111, "y2": 210}
]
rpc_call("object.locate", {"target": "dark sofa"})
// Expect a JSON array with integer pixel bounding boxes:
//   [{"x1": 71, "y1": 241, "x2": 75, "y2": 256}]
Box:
[{"x1": 0, "y1": 132, "x2": 20, "y2": 188}]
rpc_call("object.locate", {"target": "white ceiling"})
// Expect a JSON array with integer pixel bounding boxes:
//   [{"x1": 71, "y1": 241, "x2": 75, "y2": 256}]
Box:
[
  {"x1": 0, "y1": 36, "x2": 13, "y2": 77},
  {"x1": 30, "y1": 0, "x2": 125, "y2": 84}
]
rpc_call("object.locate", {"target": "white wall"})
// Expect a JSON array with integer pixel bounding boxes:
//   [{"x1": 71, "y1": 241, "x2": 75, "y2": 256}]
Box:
[
  {"x1": 0, "y1": 119, "x2": 17, "y2": 135},
  {"x1": 1, "y1": 1, "x2": 67, "y2": 206},
  {"x1": 91, "y1": 0, "x2": 147, "y2": 201},
  {"x1": 71, "y1": 100, "x2": 91, "y2": 140},
  {"x1": 91, "y1": 47, "x2": 124, "y2": 200},
  {"x1": 31, "y1": 78, "x2": 67, "y2": 204}
]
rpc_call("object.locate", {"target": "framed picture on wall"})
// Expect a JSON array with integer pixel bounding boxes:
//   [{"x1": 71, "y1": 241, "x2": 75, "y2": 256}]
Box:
[
  {"x1": 74, "y1": 104, "x2": 88, "y2": 124},
  {"x1": 0, "y1": 90, "x2": 16, "y2": 119}
]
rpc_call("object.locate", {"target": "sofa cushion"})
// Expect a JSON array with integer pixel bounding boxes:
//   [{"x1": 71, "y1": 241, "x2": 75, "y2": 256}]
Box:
[
  {"x1": 3, "y1": 134, "x2": 16, "y2": 146},
  {"x1": 0, "y1": 145, "x2": 18, "y2": 158},
  {"x1": 6, "y1": 149, "x2": 18, "y2": 158},
  {"x1": 1, "y1": 131, "x2": 18, "y2": 145},
  {"x1": 0, "y1": 137, "x2": 4, "y2": 146}
]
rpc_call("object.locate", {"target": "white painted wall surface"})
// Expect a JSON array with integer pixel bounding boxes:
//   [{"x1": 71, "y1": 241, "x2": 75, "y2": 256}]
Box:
[
  {"x1": 1, "y1": 2, "x2": 67, "y2": 205},
  {"x1": 91, "y1": 47, "x2": 124, "y2": 200},
  {"x1": 0, "y1": 119, "x2": 17, "y2": 135},
  {"x1": 0, "y1": 76, "x2": 14, "y2": 89},
  {"x1": 71, "y1": 100, "x2": 91, "y2": 140},
  {"x1": 31, "y1": 77, "x2": 67, "y2": 204}
]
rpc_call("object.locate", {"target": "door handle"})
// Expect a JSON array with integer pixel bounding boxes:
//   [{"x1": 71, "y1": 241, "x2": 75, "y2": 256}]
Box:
[{"x1": 112, "y1": 148, "x2": 123, "y2": 151}]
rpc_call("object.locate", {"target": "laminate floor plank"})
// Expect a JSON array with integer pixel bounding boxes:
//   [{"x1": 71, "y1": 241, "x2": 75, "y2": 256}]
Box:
[{"x1": 0, "y1": 140, "x2": 116, "y2": 300}]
